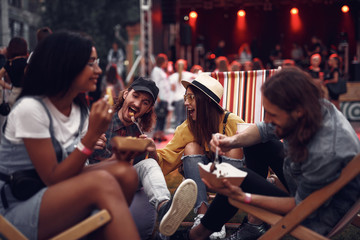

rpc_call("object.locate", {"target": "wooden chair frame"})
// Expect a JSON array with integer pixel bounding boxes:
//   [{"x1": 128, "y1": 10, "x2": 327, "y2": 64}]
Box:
[
  {"x1": 0, "y1": 209, "x2": 111, "y2": 240},
  {"x1": 229, "y1": 154, "x2": 360, "y2": 240}
]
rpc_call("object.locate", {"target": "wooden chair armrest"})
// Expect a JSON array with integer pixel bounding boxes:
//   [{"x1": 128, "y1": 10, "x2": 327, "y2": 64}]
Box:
[
  {"x1": 228, "y1": 199, "x2": 328, "y2": 240},
  {"x1": 50, "y1": 209, "x2": 111, "y2": 240},
  {"x1": 0, "y1": 215, "x2": 27, "y2": 240}
]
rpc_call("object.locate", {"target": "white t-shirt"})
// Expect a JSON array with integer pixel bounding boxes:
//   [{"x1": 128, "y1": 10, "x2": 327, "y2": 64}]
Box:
[
  {"x1": 5, "y1": 97, "x2": 88, "y2": 149},
  {"x1": 150, "y1": 66, "x2": 171, "y2": 101},
  {"x1": 168, "y1": 71, "x2": 195, "y2": 102}
]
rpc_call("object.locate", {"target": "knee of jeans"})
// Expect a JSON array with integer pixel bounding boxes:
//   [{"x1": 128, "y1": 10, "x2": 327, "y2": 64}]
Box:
[
  {"x1": 182, "y1": 154, "x2": 207, "y2": 164},
  {"x1": 135, "y1": 158, "x2": 158, "y2": 168},
  {"x1": 134, "y1": 158, "x2": 160, "y2": 175},
  {"x1": 221, "y1": 156, "x2": 245, "y2": 169},
  {"x1": 184, "y1": 142, "x2": 204, "y2": 156}
]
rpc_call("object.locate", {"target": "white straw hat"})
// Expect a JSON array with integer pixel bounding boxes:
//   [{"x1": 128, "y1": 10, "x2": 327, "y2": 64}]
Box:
[{"x1": 181, "y1": 73, "x2": 224, "y2": 111}]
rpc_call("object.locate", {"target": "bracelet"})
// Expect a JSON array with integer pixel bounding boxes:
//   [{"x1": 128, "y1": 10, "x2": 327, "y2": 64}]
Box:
[
  {"x1": 244, "y1": 193, "x2": 252, "y2": 204},
  {"x1": 77, "y1": 141, "x2": 93, "y2": 156}
]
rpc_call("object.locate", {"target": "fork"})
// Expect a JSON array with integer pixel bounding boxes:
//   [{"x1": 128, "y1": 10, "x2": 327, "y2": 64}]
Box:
[
  {"x1": 210, "y1": 133, "x2": 220, "y2": 172},
  {"x1": 131, "y1": 116, "x2": 144, "y2": 135}
]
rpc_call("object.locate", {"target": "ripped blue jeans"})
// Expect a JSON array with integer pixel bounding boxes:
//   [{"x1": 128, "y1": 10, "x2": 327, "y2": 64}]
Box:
[{"x1": 182, "y1": 154, "x2": 244, "y2": 213}]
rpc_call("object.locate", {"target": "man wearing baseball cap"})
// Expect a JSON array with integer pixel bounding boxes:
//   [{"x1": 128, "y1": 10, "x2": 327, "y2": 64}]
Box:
[{"x1": 90, "y1": 77, "x2": 197, "y2": 239}]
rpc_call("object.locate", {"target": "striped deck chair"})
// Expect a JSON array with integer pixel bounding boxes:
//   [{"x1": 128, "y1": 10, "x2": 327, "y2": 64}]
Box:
[{"x1": 208, "y1": 69, "x2": 280, "y2": 123}]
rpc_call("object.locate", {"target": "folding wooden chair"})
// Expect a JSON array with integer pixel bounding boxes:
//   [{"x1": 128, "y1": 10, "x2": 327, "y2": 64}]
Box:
[
  {"x1": 209, "y1": 69, "x2": 280, "y2": 124},
  {"x1": 228, "y1": 153, "x2": 360, "y2": 240},
  {"x1": 0, "y1": 209, "x2": 111, "y2": 240}
]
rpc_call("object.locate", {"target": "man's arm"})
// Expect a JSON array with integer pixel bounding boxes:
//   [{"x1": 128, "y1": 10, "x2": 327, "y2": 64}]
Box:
[
  {"x1": 210, "y1": 124, "x2": 262, "y2": 155},
  {"x1": 204, "y1": 178, "x2": 295, "y2": 215}
]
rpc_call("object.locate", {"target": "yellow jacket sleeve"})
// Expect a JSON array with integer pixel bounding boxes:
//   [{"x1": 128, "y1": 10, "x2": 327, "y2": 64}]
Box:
[
  {"x1": 157, "y1": 112, "x2": 244, "y2": 176},
  {"x1": 157, "y1": 121, "x2": 195, "y2": 176}
]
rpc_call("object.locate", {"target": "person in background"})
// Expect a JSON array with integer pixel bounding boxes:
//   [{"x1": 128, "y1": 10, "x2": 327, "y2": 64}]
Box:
[
  {"x1": 190, "y1": 65, "x2": 204, "y2": 76},
  {"x1": 27, "y1": 27, "x2": 53, "y2": 64},
  {"x1": 324, "y1": 53, "x2": 341, "y2": 110},
  {"x1": 290, "y1": 43, "x2": 304, "y2": 66},
  {"x1": 230, "y1": 61, "x2": 241, "y2": 71},
  {"x1": 238, "y1": 43, "x2": 252, "y2": 64},
  {"x1": 151, "y1": 53, "x2": 171, "y2": 142},
  {"x1": 215, "y1": 56, "x2": 229, "y2": 73},
  {"x1": 269, "y1": 43, "x2": 282, "y2": 68},
  {"x1": 252, "y1": 58, "x2": 264, "y2": 70},
  {"x1": 282, "y1": 59, "x2": 295, "y2": 68},
  {"x1": 307, "y1": 53, "x2": 326, "y2": 98},
  {"x1": 214, "y1": 40, "x2": 226, "y2": 58},
  {"x1": 155, "y1": 74, "x2": 245, "y2": 239},
  {"x1": 101, "y1": 64, "x2": 125, "y2": 99},
  {"x1": 242, "y1": 61, "x2": 253, "y2": 71},
  {"x1": 0, "y1": 37, "x2": 28, "y2": 107},
  {"x1": 186, "y1": 67, "x2": 360, "y2": 240},
  {"x1": 168, "y1": 59, "x2": 195, "y2": 128},
  {"x1": 0, "y1": 31, "x2": 141, "y2": 240},
  {"x1": 36, "y1": 27, "x2": 53, "y2": 43},
  {"x1": 107, "y1": 41, "x2": 125, "y2": 77}
]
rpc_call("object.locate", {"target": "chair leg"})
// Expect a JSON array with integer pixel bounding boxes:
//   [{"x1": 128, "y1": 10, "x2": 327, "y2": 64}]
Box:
[
  {"x1": 49, "y1": 209, "x2": 111, "y2": 240},
  {"x1": 0, "y1": 215, "x2": 27, "y2": 240}
]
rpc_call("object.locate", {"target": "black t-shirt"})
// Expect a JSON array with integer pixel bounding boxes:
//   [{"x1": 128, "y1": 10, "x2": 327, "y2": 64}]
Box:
[
  {"x1": 308, "y1": 68, "x2": 321, "y2": 79},
  {"x1": 4, "y1": 57, "x2": 27, "y2": 87}
]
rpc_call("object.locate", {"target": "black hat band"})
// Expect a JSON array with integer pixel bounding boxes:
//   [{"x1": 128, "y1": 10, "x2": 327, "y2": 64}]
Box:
[{"x1": 192, "y1": 80, "x2": 220, "y2": 103}]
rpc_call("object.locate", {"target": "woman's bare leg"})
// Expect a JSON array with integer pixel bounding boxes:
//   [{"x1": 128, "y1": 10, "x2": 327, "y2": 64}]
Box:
[
  {"x1": 84, "y1": 160, "x2": 138, "y2": 204},
  {"x1": 38, "y1": 168, "x2": 140, "y2": 240}
]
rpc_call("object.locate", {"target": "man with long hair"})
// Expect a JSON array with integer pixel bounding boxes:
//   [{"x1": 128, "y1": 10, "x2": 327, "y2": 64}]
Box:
[
  {"x1": 185, "y1": 67, "x2": 360, "y2": 240},
  {"x1": 90, "y1": 77, "x2": 197, "y2": 239}
]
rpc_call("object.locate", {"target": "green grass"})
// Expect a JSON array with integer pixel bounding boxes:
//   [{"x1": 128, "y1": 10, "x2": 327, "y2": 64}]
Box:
[{"x1": 164, "y1": 171, "x2": 360, "y2": 239}]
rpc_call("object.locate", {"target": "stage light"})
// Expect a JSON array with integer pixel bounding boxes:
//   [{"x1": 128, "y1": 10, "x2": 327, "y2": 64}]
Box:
[
  {"x1": 237, "y1": 10, "x2": 246, "y2": 17},
  {"x1": 189, "y1": 11, "x2": 198, "y2": 19},
  {"x1": 290, "y1": 8, "x2": 298, "y2": 15},
  {"x1": 184, "y1": 15, "x2": 189, "y2": 21},
  {"x1": 341, "y1": 5, "x2": 349, "y2": 13}
]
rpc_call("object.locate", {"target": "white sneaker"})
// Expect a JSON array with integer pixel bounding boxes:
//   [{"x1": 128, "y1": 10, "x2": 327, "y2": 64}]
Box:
[
  {"x1": 191, "y1": 214, "x2": 226, "y2": 239},
  {"x1": 159, "y1": 179, "x2": 198, "y2": 236},
  {"x1": 209, "y1": 224, "x2": 226, "y2": 239},
  {"x1": 191, "y1": 214, "x2": 204, "y2": 229}
]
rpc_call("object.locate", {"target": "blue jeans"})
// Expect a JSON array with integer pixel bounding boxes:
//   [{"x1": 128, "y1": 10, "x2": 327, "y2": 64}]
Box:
[
  {"x1": 182, "y1": 154, "x2": 244, "y2": 213},
  {"x1": 134, "y1": 159, "x2": 171, "y2": 210}
]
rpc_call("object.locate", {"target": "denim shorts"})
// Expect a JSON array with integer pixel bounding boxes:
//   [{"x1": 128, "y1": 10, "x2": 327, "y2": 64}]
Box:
[{"x1": 1, "y1": 184, "x2": 46, "y2": 240}]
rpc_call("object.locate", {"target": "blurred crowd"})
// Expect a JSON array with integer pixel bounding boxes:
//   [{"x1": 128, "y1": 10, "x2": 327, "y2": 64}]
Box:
[{"x1": 0, "y1": 32, "x2": 347, "y2": 140}]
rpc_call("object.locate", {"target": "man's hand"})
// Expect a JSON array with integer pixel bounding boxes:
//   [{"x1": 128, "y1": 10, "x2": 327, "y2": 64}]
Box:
[
  {"x1": 210, "y1": 133, "x2": 236, "y2": 155},
  {"x1": 138, "y1": 134, "x2": 156, "y2": 152},
  {"x1": 139, "y1": 134, "x2": 158, "y2": 161},
  {"x1": 202, "y1": 178, "x2": 246, "y2": 203}
]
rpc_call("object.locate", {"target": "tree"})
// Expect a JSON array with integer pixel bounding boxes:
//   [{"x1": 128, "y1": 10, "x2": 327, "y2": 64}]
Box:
[{"x1": 41, "y1": 0, "x2": 140, "y2": 63}]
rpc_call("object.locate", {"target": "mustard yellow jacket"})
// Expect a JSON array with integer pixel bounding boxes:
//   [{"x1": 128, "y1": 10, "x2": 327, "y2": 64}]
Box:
[{"x1": 157, "y1": 112, "x2": 244, "y2": 175}]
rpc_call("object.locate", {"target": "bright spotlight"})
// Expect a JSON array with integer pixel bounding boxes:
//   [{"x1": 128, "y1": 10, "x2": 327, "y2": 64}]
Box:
[
  {"x1": 341, "y1": 5, "x2": 349, "y2": 13},
  {"x1": 189, "y1": 11, "x2": 198, "y2": 19},
  {"x1": 290, "y1": 8, "x2": 298, "y2": 15},
  {"x1": 237, "y1": 10, "x2": 246, "y2": 17}
]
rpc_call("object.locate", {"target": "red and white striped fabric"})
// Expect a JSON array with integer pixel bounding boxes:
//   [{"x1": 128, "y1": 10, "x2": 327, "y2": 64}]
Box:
[{"x1": 209, "y1": 69, "x2": 279, "y2": 123}]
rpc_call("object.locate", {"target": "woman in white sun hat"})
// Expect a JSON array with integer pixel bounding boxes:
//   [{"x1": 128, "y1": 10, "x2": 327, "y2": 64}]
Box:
[{"x1": 155, "y1": 73, "x2": 245, "y2": 239}]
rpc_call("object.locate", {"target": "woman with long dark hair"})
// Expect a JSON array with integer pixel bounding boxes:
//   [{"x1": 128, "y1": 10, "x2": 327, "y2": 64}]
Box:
[
  {"x1": 156, "y1": 73, "x2": 245, "y2": 239},
  {"x1": 0, "y1": 31, "x2": 140, "y2": 239}
]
